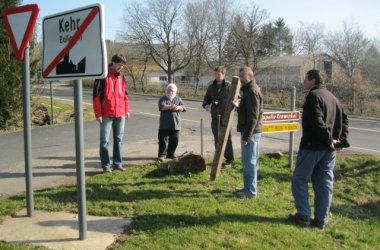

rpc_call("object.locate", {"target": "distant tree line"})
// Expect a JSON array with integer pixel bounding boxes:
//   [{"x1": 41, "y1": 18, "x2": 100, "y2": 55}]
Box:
[{"x1": 118, "y1": 0, "x2": 379, "y2": 114}]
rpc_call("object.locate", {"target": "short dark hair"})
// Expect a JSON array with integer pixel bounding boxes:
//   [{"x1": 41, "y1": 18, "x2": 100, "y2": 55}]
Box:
[
  {"x1": 306, "y1": 69, "x2": 323, "y2": 85},
  {"x1": 239, "y1": 66, "x2": 254, "y2": 77},
  {"x1": 214, "y1": 66, "x2": 226, "y2": 74},
  {"x1": 111, "y1": 54, "x2": 126, "y2": 64}
]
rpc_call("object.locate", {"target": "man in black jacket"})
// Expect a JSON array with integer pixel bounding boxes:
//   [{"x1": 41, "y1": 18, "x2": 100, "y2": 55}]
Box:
[
  {"x1": 289, "y1": 69, "x2": 349, "y2": 229},
  {"x1": 202, "y1": 66, "x2": 234, "y2": 167}
]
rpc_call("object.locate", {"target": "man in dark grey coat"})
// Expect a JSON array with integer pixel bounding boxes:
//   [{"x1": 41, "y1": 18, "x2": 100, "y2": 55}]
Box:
[
  {"x1": 289, "y1": 69, "x2": 349, "y2": 229},
  {"x1": 234, "y1": 66, "x2": 263, "y2": 198}
]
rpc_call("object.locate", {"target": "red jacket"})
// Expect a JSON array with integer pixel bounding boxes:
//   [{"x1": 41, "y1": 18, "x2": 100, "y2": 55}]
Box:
[{"x1": 93, "y1": 67, "x2": 130, "y2": 118}]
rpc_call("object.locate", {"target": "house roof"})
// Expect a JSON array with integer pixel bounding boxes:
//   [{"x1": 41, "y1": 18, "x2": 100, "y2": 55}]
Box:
[{"x1": 258, "y1": 55, "x2": 312, "y2": 69}]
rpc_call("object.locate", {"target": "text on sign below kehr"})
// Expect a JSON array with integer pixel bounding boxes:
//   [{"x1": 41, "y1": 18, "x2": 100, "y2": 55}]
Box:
[{"x1": 59, "y1": 16, "x2": 82, "y2": 43}]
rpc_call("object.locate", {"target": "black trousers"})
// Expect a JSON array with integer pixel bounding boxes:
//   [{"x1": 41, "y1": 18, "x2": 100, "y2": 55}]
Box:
[
  {"x1": 211, "y1": 116, "x2": 234, "y2": 163},
  {"x1": 158, "y1": 129, "x2": 180, "y2": 158}
]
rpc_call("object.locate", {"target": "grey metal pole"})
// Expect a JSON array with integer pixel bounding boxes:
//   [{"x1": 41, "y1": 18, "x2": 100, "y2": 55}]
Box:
[
  {"x1": 200, "y1": 119, "x2": 203, "y2": 156},
  {"x1": 50, "y1": 81, "x2": 54, "y2": 125},
  {"x1": 22, "y1": 45, "x2": 34, "y2": 217},
  {"x1": 289, "y1": 86, "x2": 296, "y2": 168},
  {"x1": 73, "y1": 79, "x2": 87, "y2": 240}
]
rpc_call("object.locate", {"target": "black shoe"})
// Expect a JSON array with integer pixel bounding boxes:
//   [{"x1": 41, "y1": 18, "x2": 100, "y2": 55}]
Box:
[
  {"x1": 235, "y1": 190, "x2": 256, "y2": 199},
  {"x1": 311, "y1": 219, "x2": 325, "y2": 229},
  {"x1": 288, "y1": 213, "x2": 310, "y2": 226}
]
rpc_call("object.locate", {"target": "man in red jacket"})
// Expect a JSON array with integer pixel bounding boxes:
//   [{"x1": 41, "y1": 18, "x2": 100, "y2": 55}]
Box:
[{"x1": 93, "y1": 54, "x2": 130, "y2": 173}]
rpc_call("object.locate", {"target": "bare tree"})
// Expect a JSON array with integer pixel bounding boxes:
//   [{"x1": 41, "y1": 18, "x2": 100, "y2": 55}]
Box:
[
  {"x1": 205, "y1": 0, "x2": 235, "y2": 67},
  {"x1": 125, "y1": 45, "x2": 150, "y2": 92},
  {"x1": 226, "y1": 4, "x2": 268, "y2": 71},
  {"x1": 324, "y1": 20, "x2": 369, "y2": 111},
  {"x1": 294, "y1": 22, "x2": 325, "y2": 67},
  {"x1": 185, "y1": 0, "x2": 213, "y2": 94},
  {"x1": 120, "y1": 0, "x2": 193, "y2": 84}
]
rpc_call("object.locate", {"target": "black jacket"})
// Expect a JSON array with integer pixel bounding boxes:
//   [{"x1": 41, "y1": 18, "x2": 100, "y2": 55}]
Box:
[
  {"x1": 237, "y1": 80, "x2": 263, "y2": 141},
  {"x1": 300, "y1": 85, "x2": 349, "y2": 150},
  {"x1": 202, "y1": 79, "x2": 231, "y2": 117}
]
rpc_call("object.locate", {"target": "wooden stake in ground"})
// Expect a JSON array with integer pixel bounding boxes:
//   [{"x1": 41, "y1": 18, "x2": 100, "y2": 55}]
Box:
[{"x1": 210, "y1": 76, "x2": 241, "y2": 180}]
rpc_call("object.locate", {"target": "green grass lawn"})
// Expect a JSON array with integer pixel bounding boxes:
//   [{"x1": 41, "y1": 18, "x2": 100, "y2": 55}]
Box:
[
  {"x1": 33, "y1": 97, "x2": 94, "y2": 124},
  {"x1": 0, "y1": 154, "x2": 379, "y2": 249}
]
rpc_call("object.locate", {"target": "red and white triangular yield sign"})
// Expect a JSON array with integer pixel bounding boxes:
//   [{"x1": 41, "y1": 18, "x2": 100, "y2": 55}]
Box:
[{"x1": 2, "y1": 4, "x2": 40, "y2": 61}]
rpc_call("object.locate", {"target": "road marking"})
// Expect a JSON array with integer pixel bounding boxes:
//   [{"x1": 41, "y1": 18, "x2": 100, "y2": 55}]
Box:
[
  {"x1": 350, "y1": 127, "x2": 380, "y2": 133},
  {"x1": 349, "y1": 117, "x2": 380, "y2": 122},
  {"x1": 41, "y1": 103, "x2": 62, "y2": 109},
  {"x1": 140, "y1": 112, "x2": 159, "y2": 117},
  {"x1": 42, "y1": 96, "x2": 92, "y2": 106},
  {"x1": 182, "y1": 118, "x2": 200, "y2": 123},
  {"x1": 139, "y1": 112, "x2": 199, "y2": 123},
  {"x1": 151, "y1": 103, "x2": 199, "y2": 110},
  {"x1": 184, "y1": 107, "x2": 199, "y2": 110},
  {"x1": 350, "y1": 146, "x2": 380, "y2": 154}
]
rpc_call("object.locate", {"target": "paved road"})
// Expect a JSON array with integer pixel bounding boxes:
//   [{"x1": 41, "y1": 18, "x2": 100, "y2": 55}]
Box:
[
  {"x1": 41, "y1": 83, "x2": 380, "y2": 155},
  {"x1": 0, "y1": 84, "x2": 379, "y2": 199}
]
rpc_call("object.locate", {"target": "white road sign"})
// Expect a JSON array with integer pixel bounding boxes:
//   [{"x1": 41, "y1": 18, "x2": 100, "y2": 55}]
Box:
[{"x1": 42, "y1": 3, "x2": 107, "y2": 80}]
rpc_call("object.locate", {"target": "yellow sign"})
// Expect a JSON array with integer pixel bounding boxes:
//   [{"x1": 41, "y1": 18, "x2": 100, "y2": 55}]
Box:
[{"x1": 263, "y1": 122, "x2": 300, "y2": 133}]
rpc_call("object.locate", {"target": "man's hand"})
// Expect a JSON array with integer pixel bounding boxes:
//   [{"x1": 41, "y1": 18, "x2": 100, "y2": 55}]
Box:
[
  {"x1": 204, "y1": 104, "x2": 211, "y2": 112},
  {"x1": 241, "y1": 139, "x2": 248, "y2": 145},
  {"x1": 232, "y1": 99, "x2": 240, "y2": 108},
  {"x1": 331, "y1": 139, "x2": 341, "y2": 150},
  {"x1": 125, "y1": 112, "x2": 131, "y2": 119},
  {"x1": 96, "y1": 117, "x2": 102, "y2": 124}
]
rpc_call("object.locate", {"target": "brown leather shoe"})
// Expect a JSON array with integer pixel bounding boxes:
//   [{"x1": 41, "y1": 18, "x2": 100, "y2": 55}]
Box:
[
  {"x1": 113, "y1": 165, "x2": 125, "y2": 172},
  {"x1": 102, "y1": 167, "x2": 112, "y2": 173}
]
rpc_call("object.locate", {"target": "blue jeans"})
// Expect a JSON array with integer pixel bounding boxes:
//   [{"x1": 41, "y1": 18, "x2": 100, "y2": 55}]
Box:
[
  {"x1": 99, "y1": 116, "x2": 125, "y2": 169},
  {"x1": 241, "y1": 132, "x2": 262, "y2": 197},
  {"x1": 292, "y1": 149, "x2": 336, "y2": 226}
]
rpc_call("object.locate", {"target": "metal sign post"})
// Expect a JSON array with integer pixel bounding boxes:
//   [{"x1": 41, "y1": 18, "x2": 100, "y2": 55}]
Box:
[
  {"x1": 2, "y1": 4, "x2": 40, "y2": 217},
  {"x1": 261, "y1": 91, "x2": 299, "y2": 168},
  {"x1": 49, "y1": 81, "x2": 54, "y2": 125},
  {"x1": 41, "y1": 3, "x2": 107, "y2": 239},
  {"x1": 74, "y1": 79, "x2": 87, "y2": 240},
  {"x1": 22, "y1": 45, "x2": 34, "y2": 217},
  {"x1": 289, "y1": 86, "x2": 297, "y2": 168}
]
